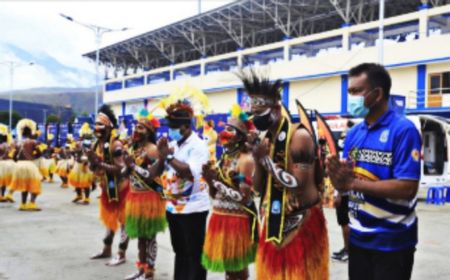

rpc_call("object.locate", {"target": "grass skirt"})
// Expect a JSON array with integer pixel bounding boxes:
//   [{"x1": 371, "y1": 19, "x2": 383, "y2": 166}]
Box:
[
  {"x1": 125, "y1": 190, "x2": 167, "y2": 239},
  {"x1": 34, "y1": 158, "x2": 49, "y2": 179},
  {"x1": 256, "y1": 206, "x2": 329, "y2": 280},
  {"x1": 99, "y1": 181, "x2": 129, "y2": 232},
  {"x1": 202, "y1": 210, "x2": 257, "y2": 272},
  {"x1": 10, "y1": 160, "x2": 42, "y2": 194},
  {"x1": 68, "y1": 162, "x2": 93, "y2": 189},
  {"x1": 48, "y1": 158, "x2": 57, "y2": 174},
  {"x1": 0, "y1": 159, "x2": 15, "y2": 187},
  {"x1": 56, "y1": 159, "x2": 70, "y2": 177}
]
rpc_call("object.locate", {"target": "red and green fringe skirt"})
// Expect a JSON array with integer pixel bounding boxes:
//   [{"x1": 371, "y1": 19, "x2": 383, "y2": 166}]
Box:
[
  {"x1": 256, "y1": 206, "x2": 329, "y2": 280},
  {"x1": 125, "y1": 190, "x2": 167, "y2": 239},
  {"x1": 202, "y1": 210, "x2": 257, "y2": 272},
  {"x1": 99, "y1": 183, "x2": 129, "y2": 232}
]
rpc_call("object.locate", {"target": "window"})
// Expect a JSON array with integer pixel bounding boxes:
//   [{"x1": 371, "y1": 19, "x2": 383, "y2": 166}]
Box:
[
  {"x1": 443, "y1": 72, "x2": 450, "y2": 94},
  {"x1": 429, "y1": 71, "x2": 450, "y2": 95},
  {"x1": 430, "y1": 74, "x2": 441, "y2": 95}
]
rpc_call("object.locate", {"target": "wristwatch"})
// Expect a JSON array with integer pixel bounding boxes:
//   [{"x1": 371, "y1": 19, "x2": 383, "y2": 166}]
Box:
[{"x1": 166, "y1": 154, "x2": 175, "y2": 162}]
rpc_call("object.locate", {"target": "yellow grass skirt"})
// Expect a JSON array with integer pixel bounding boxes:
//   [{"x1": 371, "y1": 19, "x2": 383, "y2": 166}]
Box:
[
  {"x1": 68, "y1": 162, "x2": 93, "y2": 189},
  {"x1": 34, "y1": 158, "x2": 49, "y2": 179},
  {"x1": 10, "y1": 160, "x2": 42, "y2": 194},
  {"x1": 56, "y1": 159, "x2": 70, "y2": 177},
  {"x1": 48, "y1": 158, "x2": 57, "y2": 174},
  {"x1": 0, "y1": 159, "x2": 15, "y2": 187}
]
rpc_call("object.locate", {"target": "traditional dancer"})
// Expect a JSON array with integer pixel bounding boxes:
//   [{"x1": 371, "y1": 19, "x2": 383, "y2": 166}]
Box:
[
  {"x1": 88, "y1": 104, "x2": 130, "y2": 266},
  {"x1": 238, "y1": 72, "x2": 329, "y2": 280},
  {"x1": 123, "y1": 109, "x2": 167, "y2": 280},
  {"x1": 203, "y1": 120, "x2": 218, "y2": 162},
  {"x1": 68, "y1": 123, "x2": 94, "y2": 204},
  {"x1": 0, "y1": 124, "x2": 14, "y2": 203},
  {"x1": 41, "y1": 133, "x2": 57, "y2": 183},
  {"x1": 10, "y1": 119, "x2": 43, "y2": 211},
  {"x1": 56, "y1": 143, "x2": 72, "y2": 188},
  {"x1": 2, "y1": 137, "x2": 17, "y2": 203},
  {"x1": 201, "y1": 104, "x2": 258, "y2": 280}
]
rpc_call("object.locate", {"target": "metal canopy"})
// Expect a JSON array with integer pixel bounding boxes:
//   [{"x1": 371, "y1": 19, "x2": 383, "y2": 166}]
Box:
[{"x1": 83, "y1": 0, "x2": 443, "y2": 74}]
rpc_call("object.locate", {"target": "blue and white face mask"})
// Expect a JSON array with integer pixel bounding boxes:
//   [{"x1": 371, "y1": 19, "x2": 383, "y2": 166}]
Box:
[
  {"x1": 168, "y1": 128, "x2": 183, "y2": 141},
  {"x1": 347, "y1": 95, "x2": 369, "y2": 118}
]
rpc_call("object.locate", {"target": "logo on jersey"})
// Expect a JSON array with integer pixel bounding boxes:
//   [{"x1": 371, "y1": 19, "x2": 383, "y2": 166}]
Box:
[
  {"x1": 349, "y1": 147, "x2": 392, "y2": 166},
  {"x1": 379, "y1": 129, "x2": 389, "y2": 143},
  {"x1": 411, "y1": 149, "x2": 420, "y2": 162}
]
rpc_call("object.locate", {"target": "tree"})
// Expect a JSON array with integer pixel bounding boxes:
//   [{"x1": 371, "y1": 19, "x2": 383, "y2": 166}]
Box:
[
  {"x1": 0, "y1": 110, "x2": 22, "y2": 127},
  {"x1": 46, "y1": 114, "x2": 60, "y2": 124}
]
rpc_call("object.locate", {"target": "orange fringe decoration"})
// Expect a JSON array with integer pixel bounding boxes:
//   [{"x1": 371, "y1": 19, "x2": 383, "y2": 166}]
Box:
[
  {"x1": 202, "y1": 211, "x2": 256, "y2": 272},
  {"x1": 10, "y1": 161, "x2": 42, "y2": 194},
  {"x1": 256, "y1": 206, "x2": 329, "y2": 280},
  {"x1": 68, "y1": 162, "x2": 93, "y2": 189},
  {"x1": 99, "y1": 182, "x2": 130, "y2": 232},
  {"x1": 0, "y1": 160, "x2": 14, "y2": 187}
]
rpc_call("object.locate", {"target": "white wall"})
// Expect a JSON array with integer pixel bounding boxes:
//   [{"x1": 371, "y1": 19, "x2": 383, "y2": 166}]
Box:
[{"x1": 288, "y1": 77, "x2": 341, "y2": 114}]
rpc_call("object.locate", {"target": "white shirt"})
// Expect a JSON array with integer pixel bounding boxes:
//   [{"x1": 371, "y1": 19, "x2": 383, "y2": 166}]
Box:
[{"x1": 163, "y1": 132, "x2": 210, "y2": 214}]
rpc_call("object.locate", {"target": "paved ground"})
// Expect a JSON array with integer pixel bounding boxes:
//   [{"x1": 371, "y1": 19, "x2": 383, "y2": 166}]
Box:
[{"x1": 0, "y1": 181, "x2": 449, "y2": 280}]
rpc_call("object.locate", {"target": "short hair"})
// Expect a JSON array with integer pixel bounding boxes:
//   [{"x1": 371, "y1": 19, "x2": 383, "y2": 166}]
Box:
[{"x1": 349, "y1": 63, "x2": 391, "y2": 99}]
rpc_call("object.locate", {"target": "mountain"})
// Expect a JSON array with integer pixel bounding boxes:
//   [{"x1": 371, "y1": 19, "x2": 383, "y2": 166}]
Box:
[
  {"x1": 0, "y1": 87, "x2": 100, "y2": 115},
  {"x1": 0, "y1": 42, "x2": 102, "y2": 115},
  {"x1": 0, "y1": 43, "x2": 96, "y2": 90}
]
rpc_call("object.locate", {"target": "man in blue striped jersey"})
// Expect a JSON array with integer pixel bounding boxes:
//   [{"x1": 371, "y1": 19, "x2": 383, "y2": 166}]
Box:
[{"x1": 326, "y1": 63, "x2": 421, "y2": 280}]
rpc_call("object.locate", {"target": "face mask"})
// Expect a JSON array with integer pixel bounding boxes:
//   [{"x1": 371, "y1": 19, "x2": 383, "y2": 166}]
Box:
[
  {"x1": 347, "y1": 89, "x2": 379, "y2": 118},
  {"x1": 168, "y1": 128, "x2": 183, "y2": 142},
  {"x1": 253, "y1": 108, "x2": 273, "y2": 131},
  {"x1": 347, "y1": 95, "x2": 368, "y2": 118}
]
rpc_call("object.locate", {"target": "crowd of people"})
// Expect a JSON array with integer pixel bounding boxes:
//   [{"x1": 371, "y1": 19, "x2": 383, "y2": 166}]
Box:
[{"x1": 0, "y1": 63, "x2": 421, "y2": 280}]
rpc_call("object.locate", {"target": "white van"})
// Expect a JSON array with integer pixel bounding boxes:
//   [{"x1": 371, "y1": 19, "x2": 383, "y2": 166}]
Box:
[{"x1": 323, "y1": 115, "x2": 449, "y2": 188}]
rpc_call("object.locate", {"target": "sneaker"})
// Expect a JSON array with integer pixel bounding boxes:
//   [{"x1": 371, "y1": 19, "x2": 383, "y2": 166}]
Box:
[
  {"x1": 332, "y1": 248, "x2": 346, "y2": 257},
  {"x1": 332, "y1": 249, "x2": 348, "y2": 262}
]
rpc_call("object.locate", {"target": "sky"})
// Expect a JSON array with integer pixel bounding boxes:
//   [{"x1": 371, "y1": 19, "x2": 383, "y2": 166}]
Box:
[{"x1": 0, "y1": 0, "x2": 234, "y2": 91}]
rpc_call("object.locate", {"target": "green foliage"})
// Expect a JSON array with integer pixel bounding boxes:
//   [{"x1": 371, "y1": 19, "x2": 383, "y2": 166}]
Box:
[
  {"x1": 0, "y1": 110, "x2": 22, "y2": 127},
  {"x1": 46, "y1": 114, "x2": 60, "y2": 124}
]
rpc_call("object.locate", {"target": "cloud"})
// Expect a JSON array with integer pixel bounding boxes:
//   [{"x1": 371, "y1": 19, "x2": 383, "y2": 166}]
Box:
[{"x1": 0, "y1": 0, "x2": 233, "y2": 90}]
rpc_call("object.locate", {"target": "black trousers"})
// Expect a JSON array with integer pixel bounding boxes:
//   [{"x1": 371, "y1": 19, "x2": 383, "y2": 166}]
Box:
[
  {"x1": 336, "y1": 195, "x2": 350, "y2": 226},
  {"x1": 166, "y1": 211, "x2": 208, "y2": 280},
  {"x1": 349, "y1": 244, "x2": 415, "y2": 280}
]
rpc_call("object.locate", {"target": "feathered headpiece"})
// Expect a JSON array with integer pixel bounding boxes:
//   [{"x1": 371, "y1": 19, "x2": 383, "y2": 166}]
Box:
[
  {"x1": 137, "y1": 108, "x2": 160, "y2": 132},
  {"x1": 0, "y1": 124, "x2": 10, "y2": 144},
  {"x1": 160, "y1": 85, "x2": 210, "y2": 128},
  {"x1": 97, "y1": 104, "x2": 118, "y2": 129},
  {"x1": 236, "y1": 68, "x2": 282, "y2": 101},
  {"x1": 228, "y1": 104, "x2": 255, "y2": 134},
  {"x1": 0, "y1": 124, "x2": 8, "y2": 137},
  {"x1": 79, "y1": 122, "x2": 93, "y2": 138},
  {"x1": 16, "y1": 118, "x2": 37, "y2": 141}
]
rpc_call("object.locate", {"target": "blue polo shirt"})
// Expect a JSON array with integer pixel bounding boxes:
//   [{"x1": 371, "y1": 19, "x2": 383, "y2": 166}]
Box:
[{"x1": 343, "y1": 109, "x2": 421, "y2": 251}]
